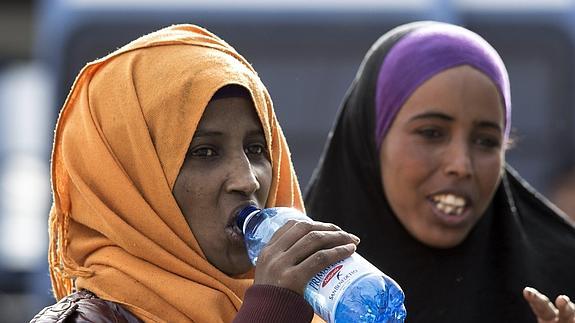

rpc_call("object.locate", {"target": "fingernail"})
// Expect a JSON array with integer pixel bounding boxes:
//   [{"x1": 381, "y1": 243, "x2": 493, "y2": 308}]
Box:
[
  {"x1": 524, "y1": 287, "x2": 536, "y2": 296},
  {"x1": 350, "y1": 234, "x2": 360, "y2": 243},
  {"x1": 348, "y1": 243, "x2": 357, "y2": 252}
]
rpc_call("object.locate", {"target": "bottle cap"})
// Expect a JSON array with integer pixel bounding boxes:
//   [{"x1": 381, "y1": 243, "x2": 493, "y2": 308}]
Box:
[{"x1": 236, "y1": 205, "x2": 260, "y2": 231}]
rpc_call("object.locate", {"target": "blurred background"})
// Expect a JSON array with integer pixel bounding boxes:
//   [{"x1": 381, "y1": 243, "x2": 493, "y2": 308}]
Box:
[{"x1": 1, "y1": 0, "x2": 575, "y2": 321}]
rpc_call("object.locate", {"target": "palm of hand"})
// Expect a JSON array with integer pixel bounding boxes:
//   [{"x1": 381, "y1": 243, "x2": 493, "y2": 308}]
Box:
[{"x1": 524, "y1": 287, "x2": 575, "y2": 323}]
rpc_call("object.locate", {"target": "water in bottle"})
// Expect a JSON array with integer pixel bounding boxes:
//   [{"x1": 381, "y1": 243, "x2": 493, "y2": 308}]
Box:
[{"x1": 236, "y1": 205, "x2": 407, "y2": 323}]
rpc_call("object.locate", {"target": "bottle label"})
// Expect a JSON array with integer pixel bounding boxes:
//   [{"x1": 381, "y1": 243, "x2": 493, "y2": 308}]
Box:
[{"x1": 305, "y1": 253, "x2": 377, "y2": 322}]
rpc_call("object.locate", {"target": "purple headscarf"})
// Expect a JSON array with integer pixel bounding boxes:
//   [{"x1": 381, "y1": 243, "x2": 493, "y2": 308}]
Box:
[{"x1": 375, "y1": 23, "x2": 511, "y2": 149}]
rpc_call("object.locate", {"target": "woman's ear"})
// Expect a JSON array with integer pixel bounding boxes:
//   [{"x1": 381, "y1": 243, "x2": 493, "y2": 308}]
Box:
[{"x1": 503, "y1": 128, "x2": 517, "y2": 151}]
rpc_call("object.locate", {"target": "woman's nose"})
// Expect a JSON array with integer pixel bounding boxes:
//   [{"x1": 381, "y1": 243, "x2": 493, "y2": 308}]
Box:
[
  {"x1": 443, "y1": 142, "x2": 473, "y2": 179},
  {"x1": 225, "y1": 153, "x2": 260, "y2": 196}
]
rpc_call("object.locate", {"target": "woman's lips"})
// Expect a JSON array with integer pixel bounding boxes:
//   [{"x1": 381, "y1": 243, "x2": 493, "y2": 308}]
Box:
[
  {"x1": 226, "y1": 225, "x2": 246, "y2": 247},
  {"x1": 226, "y1": 203, "x2": 257, "y2": 246}
]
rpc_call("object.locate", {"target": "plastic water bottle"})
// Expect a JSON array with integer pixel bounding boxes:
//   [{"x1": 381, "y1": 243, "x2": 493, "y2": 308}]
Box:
[{"x1": 236, "y1": 206, "x2": 407, "y2": 323}]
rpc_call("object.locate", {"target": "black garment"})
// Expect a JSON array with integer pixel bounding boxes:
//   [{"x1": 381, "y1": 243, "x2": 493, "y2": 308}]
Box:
[{"x1": 305, "y1": 22, "x2": 575, "y2": 323}]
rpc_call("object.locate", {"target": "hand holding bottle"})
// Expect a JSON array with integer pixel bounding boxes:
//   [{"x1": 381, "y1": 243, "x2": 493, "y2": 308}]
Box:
[
  {"x1": 253, "y1": 219, "x2": 360, "y2": 295},
  {"x1": 237, "y1": 206, "x2": 407, "y2": 322}
]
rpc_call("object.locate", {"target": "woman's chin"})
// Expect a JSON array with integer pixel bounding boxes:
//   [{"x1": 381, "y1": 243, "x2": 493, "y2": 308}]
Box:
[
  {"x1": 224, "y1": 255, "x2": 255, "y2": 277},
  {"x1": 231, "y1": 266, "x2": 255, "y2": 279},
  {"x1": 415, "y1": 231, "x2": 468, "y2": 249}
]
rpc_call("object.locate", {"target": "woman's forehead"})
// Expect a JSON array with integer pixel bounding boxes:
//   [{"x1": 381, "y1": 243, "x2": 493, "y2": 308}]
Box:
[{"x1": 396, "y1": 66, "x2": 505, "y2": 127}]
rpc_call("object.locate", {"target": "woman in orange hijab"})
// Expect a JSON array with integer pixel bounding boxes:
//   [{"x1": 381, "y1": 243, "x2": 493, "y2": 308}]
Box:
[{"x1": 30, "y1": 24, "x2": 359, "y2": 322}]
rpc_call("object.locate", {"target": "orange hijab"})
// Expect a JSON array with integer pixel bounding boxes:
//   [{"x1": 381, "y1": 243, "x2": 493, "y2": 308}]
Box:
[{"x1": 48, "y1": 24, "x2": 303, "y2": 322}]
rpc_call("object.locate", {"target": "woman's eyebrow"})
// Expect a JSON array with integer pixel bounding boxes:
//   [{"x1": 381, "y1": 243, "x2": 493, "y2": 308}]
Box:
[
  {"x1": 408, "y1": 112, "x2": 503, "y2": 132},
  {"x1": 193, "y1": 129, "x2": 265, "y2": 139},
  {"x1": 246, "y1": 129, "x2": 265, "y2": 137},
  {"x1": 192, "y1": 130, "x2": 222, "y2": 138},
  {"x1": 408, "y1": 111, "x2": 453, "y2": 122},
  {"x1": 475, "y1": 120, "x2": 502, "y2": 132}
]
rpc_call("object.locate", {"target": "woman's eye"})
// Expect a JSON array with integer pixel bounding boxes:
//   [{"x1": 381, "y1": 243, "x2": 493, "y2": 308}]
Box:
[
  {"x1": 190, "y1": 147, "x2": 217, "y2": 157},
  {"x1": 416, "y1": 128, "x2": 443, "y2": 139},
  {"x1": 475, "y1": 136, "x2": 501, "y2": 149},
  {"x1": 245, "y1": 144, "x2": 266, "y2": 155}
]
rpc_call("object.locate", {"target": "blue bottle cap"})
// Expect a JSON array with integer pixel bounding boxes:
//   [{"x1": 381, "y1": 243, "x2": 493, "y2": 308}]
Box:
[{"x1": 236, "y1": 205, "x2": 260, "y2": 230}]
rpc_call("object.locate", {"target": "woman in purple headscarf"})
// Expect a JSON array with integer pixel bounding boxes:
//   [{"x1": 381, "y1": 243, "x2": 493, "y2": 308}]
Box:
[{"x1": 305, "y1": 21, "x2": 575, "y2": 322}]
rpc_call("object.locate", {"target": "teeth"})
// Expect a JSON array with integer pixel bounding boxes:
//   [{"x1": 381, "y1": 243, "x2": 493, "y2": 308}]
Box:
[
  {"x1": 436, "y1": 202, "x2": 464, "y2": 215},
  {"x1": 432, "y1": 194, "x2": 467, "y2": 215}
]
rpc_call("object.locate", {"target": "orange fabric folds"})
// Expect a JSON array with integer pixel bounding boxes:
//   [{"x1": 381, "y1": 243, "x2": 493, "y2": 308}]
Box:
[{"x1": 48, "y1": 24, "x2": 303, "y2": 322}]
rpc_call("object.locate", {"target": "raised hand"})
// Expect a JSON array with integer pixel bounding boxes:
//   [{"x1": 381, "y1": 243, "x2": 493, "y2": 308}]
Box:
[{"x1": 524, "y1": 287, "x2": 575, "y2": 323}]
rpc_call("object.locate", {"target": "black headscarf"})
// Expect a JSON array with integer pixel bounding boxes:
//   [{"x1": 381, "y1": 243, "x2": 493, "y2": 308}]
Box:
[{"x1": 305, "y1": 21, "x2": 575, "y2": 322}]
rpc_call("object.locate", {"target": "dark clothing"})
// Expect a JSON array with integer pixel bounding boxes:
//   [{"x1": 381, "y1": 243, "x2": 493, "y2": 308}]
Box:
[
  {"x1": 29, "y1": 290, "x2": 140, "y2": 323},
  {"x1": 305, "y1": 22, "x2": 575, "y2": 323},
  {"x1": 31, "y1": 285, "x2": 314, "y2": 323}
]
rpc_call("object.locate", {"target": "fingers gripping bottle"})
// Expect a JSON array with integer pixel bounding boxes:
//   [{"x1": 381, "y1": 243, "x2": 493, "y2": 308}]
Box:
[{"x1": 236, "y1": 206, "x2": 407, "y2": 323}]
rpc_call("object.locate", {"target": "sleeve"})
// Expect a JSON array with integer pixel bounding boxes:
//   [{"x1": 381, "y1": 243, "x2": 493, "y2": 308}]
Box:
[{"x1": 233, "y1": 284, "x2": 314, "y2": 323}]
